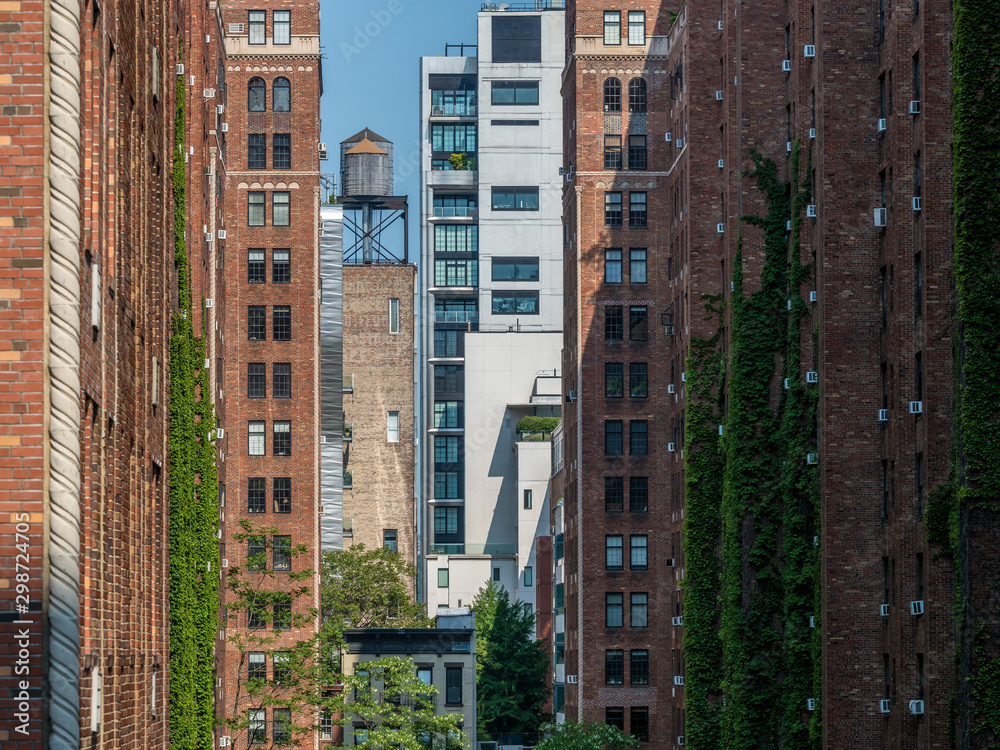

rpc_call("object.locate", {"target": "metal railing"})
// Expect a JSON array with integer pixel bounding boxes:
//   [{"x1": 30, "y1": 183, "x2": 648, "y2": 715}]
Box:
[
  {"x1": 433, "y1": 206, "x2": 477, "y2": 218},
  {"x1": 434, "y1": 310, "x2": 478, "y2": 324},
  {"x1": 518, "y1": 430, "x2": 554, "y2": 442},
  {"x1": 429, "y1": 543, "x2": 518, "y2": 556},
  {"x1": 431, "y1": 105, "x2": 477, "y2": 117},
  {"x1": 481, "y1": 0, "x2": 564, "y2": 9}
]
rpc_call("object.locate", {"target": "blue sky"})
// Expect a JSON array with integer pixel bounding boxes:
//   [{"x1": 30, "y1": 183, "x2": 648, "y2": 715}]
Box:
[{"x1": 320, "y1": 0, "x2": 479, "y2": 253}]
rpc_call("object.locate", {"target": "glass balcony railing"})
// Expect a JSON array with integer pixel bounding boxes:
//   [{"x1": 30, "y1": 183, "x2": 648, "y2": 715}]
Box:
[
  {"x1": 518, "y1": 430, "x2": 555, "y2": 442},
  {"x1": 431, "y1": 104, "x2": 477, "y2": 117},
  {"x1": 434, "y1": 310, "x2": 478, "y2": 324},
  {"x1": 429, "y1": 543, "x2": 518, "y2": 556},
  {"x1": 432, "y1": 206, "x2": 477, "y2": 218}
]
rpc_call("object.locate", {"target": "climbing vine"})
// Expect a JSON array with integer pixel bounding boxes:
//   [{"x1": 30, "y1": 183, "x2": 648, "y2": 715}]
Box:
[{"x1": 168, "y1": 64, "x2": 220, "y2": 750}]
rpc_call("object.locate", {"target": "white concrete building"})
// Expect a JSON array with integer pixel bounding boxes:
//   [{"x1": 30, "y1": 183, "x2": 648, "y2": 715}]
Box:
[{"x1": 417, "y1": 3, "x2": 565, "y2": 619}]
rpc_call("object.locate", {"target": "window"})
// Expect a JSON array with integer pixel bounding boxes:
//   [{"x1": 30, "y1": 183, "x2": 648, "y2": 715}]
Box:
[
  {"x1": 628, "y1": 11, "x2": 646, "y2": 44},
  {"x1": 491, "y1": 187, "x2": 539, "y2": 211},
  {"x1": 273, "y1": 477, "x2": 291, "y2": 513},
  {"x1": 524, "y1": 566, "x2": 533, "y2": 586},
  {"x1": 273, "y1": 10, "x2": 290, "y2": 44},
  {"x1": 604, "y1": 77, "x2": 622, "y2": 111},
  {"x1": 605, "y1": 477, "x2": 624, "y2": 512},
  {"x1": 248, "y1": 536, "x2": 266, "y2": 571},
  {"x1": 273, "y1": 421, "x2": 291, "y2": 456},
  {"x1": 248, "y1": 306, "x2": 266, "y2": 340},
  {"x1": 248, "y1": 134, "x2": 266, "y2": 169},
  {"x1": 913, "y1": 52, "x2": 921, "y2": 104},
  {"x1": 434, "y1": 506, "x2": 460, "y2": 535},
  {"x1": 604, "y1": 249, "x2": 623, "y2": 283},
  {"x1": 431, "y1": 84, "x2": 477, "y2": 116},
  {"x1": 434, "y1": 330, "x2": 460, "y2": 357},
  {"x1": 606, "y1": 592, "x2": 624, "y2": 627},
  {"x1": 629, "y1": 77, "x2": 647, "y2": 111},
  {"x1": 492, "y1": 290, "x2": 539, "y2": 315},
  {"x1": 248, "y1": 421, "x2": 265, "y2": 456},
  {"x1": 417, "y1": 667, "x2": 432, "y2": 687},
  {"x1": 523, "y1": 489, "x2": 532, "y2": 509},
  {"x1": 628, "y1": 135, "x2": 647, "y2": 170},
  {"x1": 606, "y1": 362, "x2": 624, "y2": 398},
  {"x1": 383, "y1": 529, "x2": 398, "y2": 553},
  {"x1": 273, "y1": 77, "x2": 290, "y2": 112},
  {"x1": 273, "y1": 594, "x2": 291, "y2": 629},
  {"x1": 389, "y1": 298, "x2": 400, "y2": 333},
  {"x1": 433, "y1": 194, "x2": 477, "y2": 218},
  {"x1": 272, "y1": 707, "x2": 291, "y2": 742},
  {"x1": 630, "y1": 249, "x2": 647, "y2": 283},
  {"x1": 631, "y1": 707, "x2": 649, "y2": 742},
  {"x1": 445, "y1": 666, "x2": 463, "y2": 704},
  {"x1": 273, "y1": 134, "x2": 290, "y2": 170},
  {"x1": 604, "y1": 135, "x2": 622, "y2": 169},
  {"x1": 606, "y1": 650, "x2": 624, "y2": 684},
  {"x1": 630, "y1": 363, "x2": 648, "y2": 398},
  {"x1": 492, "y1": 15, "x2": 541, "y2": 63},
  {"x1": 605, "y1": 421, "x2": 624, "y2": 456},
  {"x1": 492, "y1": 257, "x2": 539, "y2": 281},
  {"x1": 248, "y1": 652, "x2": 266, "y2": 682},
  {"x1": 273, "y1": 363, "x2": 290, "y2": 399},
  {"x1": 630, "y1": 477, "x2": 648, "y2": 512},
  {"x1": 916, "y1": 453, "x2": 924, "y2": 517},
  {"x1": 604, "y1": 11, "x2": 621, "y2": 45},
  {"x1": 605, "y1": 306, "x2": 624, "y2": 341},
  {"x1": 631, "y1": 535, "x2": 648, "y2": 569},
  {"x1": 630, "y1": 421, "x2": 648, "y2": 456},
  {"x1": 273, "y1": 535, "x2": 291, "y2": 571},
  {"x1": 248, "y1": 249, "x2": 266, "y2": 283},
  {"x1": 248, "y1": 708, "x2": 266, "y2": 744},
  {"x1": 248, "y1": 10, "x2": 266, "y2": 45},
  {"x1": 630, "y1": 306, "x2": 648, "y2": 340},
  {"x1": 606, "y1": 535, "x2": 624, "y2": 569},
  {"x1": 431, "y1": 124, "x2": 477, "y2": 154},
  {"x1": 433, "y1": 401, "x2": 462, "y2": 429},
  {"x1": 491, "y1": 80, "x2": 539, "y2": 105},
  {"x1": 434, "y1": 224, "x2": 478, "y2": 254},
  {"x1": 248, "y1": 192, "x2": 265, "y2": 226},
  {"x1": 387, "y1": 411, "x2": 400, "y2": 443},
  {"x1": 248, "y1": 478, "x2": 266, "y2": 513},
  {"x1": 248, "y1": 76, "x2": 266, "y2": 111},
  {"x1": 631, "y1": 592, "x2": 648, "y2": 627},
  {"x1": 631, "y1": 650, "x2": 649, "y2": 685},
  {"x1": 248, "y1": 363, "x2": 266, "y2": 399},
  {"x1": 272, "y1": 192, "x2": 290, "y2": 226},
  {"x1": 438, "y1": 568, "x2": 449, "y2": 587},
  {"x1": 273, "y1": 306, "x2": 291, "y2": 340},
  {"x1": 606, "y1": 707, "x2": 625, "y2": 730},
  {"x1": 629, "y1": 192, "x2": 647, "y2": 226},
  {"x1": 321, "y1": 712, "x2": 334, "y2": 741},
  {"x1": 435, "y1": 470, "x2": 462, "y2": 499},
  {"x1": 605, "y1": 192, "x2": 623, "y2": 225},
  {"x1": 434, "y1": 259, "x2": 478, "y2": 287},
  {"x1": 493, "y1": 567, "x2": 501, "y2": 582}
]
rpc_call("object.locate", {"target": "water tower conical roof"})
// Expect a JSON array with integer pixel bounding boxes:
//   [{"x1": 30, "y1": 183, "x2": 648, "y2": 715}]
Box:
[{"x1": 341, "y1": 127, "x2": 391, "y2": 145}]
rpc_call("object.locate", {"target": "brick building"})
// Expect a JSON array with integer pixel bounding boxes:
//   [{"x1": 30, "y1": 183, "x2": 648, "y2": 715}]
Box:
[{"x1": 562, "y1": 0, "x2": 965, "y2": 747}]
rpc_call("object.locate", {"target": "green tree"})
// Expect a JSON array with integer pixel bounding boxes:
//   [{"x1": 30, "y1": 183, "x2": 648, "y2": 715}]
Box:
[
  {"x1": 471, "y1": 580, "x2": 502, "y2": 679},
  {"x1": 475, "y1": 583, "x2": 550, "y2": 737},
  {"x1": 341, "y1": 656, "x2": 466, "y2": 750},
  {"x1": 534, "y1": 721, "x2": 639, "y2": 750}
]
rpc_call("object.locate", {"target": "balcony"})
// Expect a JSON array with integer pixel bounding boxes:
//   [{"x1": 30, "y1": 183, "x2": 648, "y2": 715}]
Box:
[
  {"x1": 428, "y1": 543, "x2": 518, "y2": 556},
  {"x1": 343, "y1": 374, "x2": 353, "y2": 393},
  {"x1": 431, "y1": 206, "x2": 478, "y2": 219},
  {"x1": 431, "y1": 104, "x2": 477, "y2": 118},
  {"x1": 434, "y1": 310, "x2": 478, "y2": 325},
  {"x1": 428, "y1": 170, "x2": 478, "y2": 188},
  {"x1": 343, "y1": 470, "x2": 353, "y2": 490},
  {"x1": 343, "y1": 422, "x2": 353, "y2": 442},
  {"x1": 518, "y1": 430, "x2": 555, "y2": 442}
]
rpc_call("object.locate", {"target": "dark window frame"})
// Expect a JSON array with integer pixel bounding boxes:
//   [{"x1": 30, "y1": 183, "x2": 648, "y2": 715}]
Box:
[
  {"x1": 273, "y1": 362, "x2": 291, "y2": 399},
  {"x1": 605, "y1": 191, "x2": 623, "y2": 226},
  {"x1": 273, "y1": 77, "x2": 290, "y2": 112},
  {"x1": 248, "y1": 76, "x2": 266, "y2": 111},
  {"x1": 605, "y1": 476, "x2": 624, "y2": 513},
  {"x1": 272, "y1": 248, "x2": 291, "y2": 284},
  {"x1": 605, "y1": 362, "x2": 624, "y2": 398},
  {"x1": 248, "y1": 477, "x2": 266, "y2": 514},
  {"x1": 248, "y1": 248, "x2": 266, "y2": 283},
  {"x1": 630, "y1": 420, "x2": 648, "y2": 456},
  {"x1": 273, "y1": 133, "x2": 291, "y2": 170},
  {"x1": 629, "y1": 77, "x2": 647, "y2": 112},
  {"x1": 272, "y1": 191, "x2": 290, "y2": 226},
  {"x1": 273, "y1": 420, "x2": 291, "y2": 456},
  {"x1": 273, "y1": 477, "x2": 291, "y2": 513},
  {"x1": 491, "y1": 187, "x2": 539, "y2": 211},
  {"x1": 605, "y1": 649, "x2": 625, "y2": 685},
  {"x1": 604, "y1": 248, "x2": 623, "y2": 283},
  {"x1": 273, "y1": 9, "x2": 290, "y2": 45},
  {"x1": 605, "y1": 305, "x2": 624, "y2": 341},
  {"x1": 248, "y1": 305, "x2": 266, "y2": 341},
  {"x1": 248, "y1": 133, "x2": 266, "y2": 170},
  {"x1": 248, "y1": 363, "x2": 266, "y2": 399},
  {"x1": 248, "y1": 10, "x2": 266, "y2": 45},
  {"x1": 604, "y1": 77, "x2": 622, "y2": 112},
  {"x1": 248, "y1": 191, "x2": 265, "y2": 226},
  {"x1": 605, "y1": 420, "x2": 624, "y2": 456},
  {"x1": 629, "y1": 192, "x2": 647, "y2": 226},
  {"x1": 272, "y1": 306, "x2": 291, "y2": 341}
]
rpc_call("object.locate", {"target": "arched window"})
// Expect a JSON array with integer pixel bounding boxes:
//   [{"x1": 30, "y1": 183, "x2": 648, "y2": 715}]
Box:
[
  {"x1": 604, "y1": 78, "x2": 621, "y2": 113},
  {"x1": 629, "y1": 78, "x2": 647, "y2": 113},
  {"x1": 273, "y1": 77, "x2": 290, "y2": 112},
  {"x1": 248, "y1": 77, "x2": 265, "y2": 112}
]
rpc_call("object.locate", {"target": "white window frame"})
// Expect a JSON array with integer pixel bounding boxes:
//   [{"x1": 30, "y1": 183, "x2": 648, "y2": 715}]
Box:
[
  {"x1": 387, "y1": 411, "x2": 400, "y2": 443},
  {"x1": 389, "y1": 298, "x2": 400, "y2": 334}
]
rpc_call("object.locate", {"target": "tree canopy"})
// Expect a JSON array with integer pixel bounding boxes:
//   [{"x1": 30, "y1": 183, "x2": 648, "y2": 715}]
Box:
[{"x1": 534, "y1": 721, "x2": 639, "y2": 750}]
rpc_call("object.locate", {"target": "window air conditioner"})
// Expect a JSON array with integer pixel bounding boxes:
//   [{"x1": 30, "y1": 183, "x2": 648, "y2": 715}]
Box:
[
  {"x1": 672, "y1": 616, "x2": 684, "y2": 626},
  {"x1": 676, "y1": 138, "x2": 683, "y2": 148},
  {"x1": 204, "y1": 358, "x2": 210, "y2": 369},
  {"x1": 222, "y1": 558, "x2": 228, "y2": 568},
  {"x1": 807, "y1": 698, "x2": 816, "y2": 711},
  {"x1": 807, "y1": 453, "x2": 819, "y2": 465},
  {"x1": 176, "y1": 63, "x2": 184, "y2": 75},
  {"x1": 189, "y1": 75, "x2": 195, "y2": 86},
  {"x1": 668, "y1": 384, "x2": 675, "y2": 394},
  {"x1": 718, "y1": 159, "x2": 725, "y2": 168},
  {"x1": 665, "y1": 132, "x2": 672, "y2": 142},
  {"x1": 664, "y1": 324, "x2": 675, "y2": 336},
  {"x1": 880, "y1": 699, "x2": 891, "y2": 714},
  {"x1": 567, "y1": 675, "x2": 577, "y2": 684},
  {"x1": 719, "y1": 425, "x2": 724, "y2": 436},
  {"x1": 806, "y1": 371, "x2": 818, "y2": 383},
  {"x1": 787, "y1": 220, "x2": 792, "y2": 231},
  {"x1": 668, "y1": 443, "x2": 676, "y2": 452},
  {"x1": 782, "y1": 59, "x2": 791, "y2": 72},
  {"x1": 878, "y1": 118, "x2": 887, "y2": 132},
  {"x1": 809, "y1": 616, "x2": 815, "y2": 628},
  {"x1": 878, "y1": 409, "x2": 888, "y2": 422},
  {"x1": 216, "y1": 428, "x2": 224, "y2": 440},
  {"x1": 910, "y1": 600, "x2": 925, "y2": 616},
  {"x1": 216, "y1": 104, "x2": 224, "y2": 115},
  {"x1": 807, "y1": 204, "x2": 817, "y2": 217},
  {"x1": 220, "y1": 122, "x2": 228, "y2": 132},
  {"x1": 909, "y1": 700, "x2": 924, "y2": 715},
  {"x1": 203, "y1": 88, "x2": 215, "y2": 98},
  {"x1": 804, "y1": 44, "x2": 816, "y2": 57},
  {"x1": 810, "y1": 291, "x2": 817, "y2": 303},
  {"x1": 809, "y1": 127, "x2": 816, "y2": 139},
  {"x1": 909, "y1": 401, "x2": 923, "y2": 414},
  {"x1": 717, "y1": 223, "x2": 725, "y2": 233},
  {"x1": 874, "y1": 207, "x2": 887, "y2": 227},
  {"x1": 228, "y1": 23, "x2": 244, "y2": 33},
  {"x1": 558, "y1": 167, "x2": 564, "y2": 175},
  {"x1": 718, "y1": 19, "x2": 723, "y2": 29},
  {"x1": 681, "y1": 372, "x2": 686, "y2": 382},
  {"x1": 567, "y1": 390, "x2": 577, "y2": 402},
  {"x1": 716, "y1": 90, "x2": 724, "y2": 100},
  {"x1": 880, "y1": 603, "x2": 890, "y2": 616},
  {"x1": 912, "y1": 197, "x2": 922, "y2": 211},
  {"x1": 205, "y1": 298, "x2": 214, "y2": 308},
  {"x1": 219, "y1": 737, "x2": 232, "y2": 748},
  {"x1": 678, "y1": 737, "x2": 686, "y2": 746},
  {"x1": 787, "y1": 141, "x2": 793, "y2": 153},
  {"x1": 674, "y1": 676, "x2": 685, "y2": 686},
  {"x1": 909, "y1": 100, "x2": 920, "y2": 115},
  {"x1": 784, "y1": 378, "x2": 790, "y2": 390},
  {"x1": 787, "y1": 299, "x2": 793, "y2": 310},
  {"x1": 217, "y1": 229, "x2": 226, "y2": 239}
]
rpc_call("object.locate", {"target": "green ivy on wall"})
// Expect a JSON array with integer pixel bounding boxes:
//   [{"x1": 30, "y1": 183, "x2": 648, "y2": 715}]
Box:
[{"x1": 168, "y1": 66, "x2": 220, "y2": 750}]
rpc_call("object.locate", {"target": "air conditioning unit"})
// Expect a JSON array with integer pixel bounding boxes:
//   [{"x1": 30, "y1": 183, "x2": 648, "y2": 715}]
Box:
[
  {"x1": 205, "y1": 34, "x2": 210, "y2": 44},
  {"x1": 912, "y1": 197, "x2": 922, "y2": 211},
  {"x1": 719, "y1": 425, "x2": 724, "y2": 436},
  {"x1": 782, "y1": 59, "x2": 792, "y2": 72},
  {"x1": 558, "y1": 167, "x2": 564, "y2": 175},
  {"x1": 804, "y1": 44, "x2": 816, "y2": 57},
  {"x1": 716, "y1": 90, "x2": 724, "y2": 100},
  {"x1": 228, "y1": 23, "x2": 244, "y2": 33},
  {"x1": 807, "y1": 698, "x2": 816, "y2": 711},
  {"x1": 220, "y1": 123, "x2": 228, "y2": 132},
  {"x1": 787, "y1": 299, "x2": 793, "y2": 310},
  {"x1": 664, "y1": 324, "x2": 675, "y2": 336},
  {"x1": 874, "y1": 207, "x2": 887, "y2": 227},
  {"x1": 681, "y1": 372, "x2": 686, "y2": 382},
  {"x1": 219, "y1": 737, "x2": 232, "y2": 747},
  {"x1": 203, "y1": 88, "x2": 215, "y2": 98},
  {"x1": 784, "y1": 378, "x2": 790, "y2": 390},
  {"x1": 674, "y1": 676, "x2": 685, "y2": 686},
  {"x1": 176, "y1": 63, "x2": 184, "y2": 75},
  {"x1": 787, "y1": 220, "x2": 793, "y2": 231},
  {"x1": 189, "y1": 75, "x2": 195, "y2": 86},
  {"x1": 879, "y1": 409, "x2": 888, "y2": 422},
  {"x1": 807, "y1": 453, "x2": 819, "y2": 465},
  {"x1": 216, "y1": 104, "x2": 224, "y2": 115},
  {"x1": 678, "y1": 736, "x2": 686, "y2": 746},
  {"x1": 221, "y1": 558, "x2": 228, "y2": 568},
  {"x1": 566, "y1": 675, "x2": 577, "y2": 684},
  {"x1": 666, "y1": 558, "x2": 675, "y2": 567},
  {"x1": 718, "y1": 159, "x2": 725, "y2": 168},
  {"x1": 318, "y1": 143, "x2": 329, "y2": 160},
  {"x1": 806, "y1": 371, "x2": 818, "y2": 383},
  {"x1": 909, "y1": 100, "x2": 920, "y2": 115},
  {"x1": 567, "y1": 390, "x2": 577, "y2": 402},
  {"x1": 717, "y1": 223, "x2": 725, "y2": 233},
  {"x1": 672, "y1": 616, "x2": 684, "y2": 626},
  {"x1": 809, "y1": 616, "x2": 815, "y2": 628},
  {"x1": 676, "y1": 138, "x2": 683, "y2": 148},
  {"x1": 665, "y1": 132, "x2": 672, "y2": 142},
  {"x1": 909, "y1": 700, "x2": 924, "y2": 715},
  {"x1": 880, "y1": 699, "x2": 891, "y2": 714},
  {"x1": 718, "y1": 19, "x2": 723, "y2": 29},
  {"x1": 807, "y1": 204, "x2": 817, "y2": 217},
  {"x1": 216, "y1": 428, "x2": 224, "y2": 440},
  {"x1": 217, "y1": 229, "x2": 226, "y2": 239},
  {"x1": 668, "y1": 384, "x2": 675, "y2": 394},
  {"x1": 909, "y1": 401, "x2": 923, "y2": 414},
  {"x1": 809, "y1": 127, "x2": 816, "y2": 139},
  {"x1": 668, "y1": 443, "x2": 677, "y2": 452},
  {"x1": 810, "y1": 291, "x2": 817, "y2": 303},
  {"x1": 878, "y1": 118, "x2": 887, "y2": 132},
  {"x1": 205, "y1": 298, "x2": 214, "y2": 308},
  {"x1": 204, "y1": 358, "x2": 210, "y2": 369},
  {"x1": 910, "y1": 600, "x2": 925, "y2": 616},
  {"x1": 880, "y1": 603, "x2": 890, "y2": 616}
]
